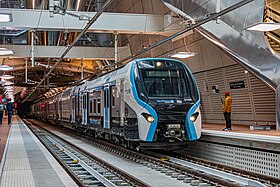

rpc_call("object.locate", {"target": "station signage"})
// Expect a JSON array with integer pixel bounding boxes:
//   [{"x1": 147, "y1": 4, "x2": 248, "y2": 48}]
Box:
[{"x1": 230, "y1": 81, "x2": 245, "y2": 89}]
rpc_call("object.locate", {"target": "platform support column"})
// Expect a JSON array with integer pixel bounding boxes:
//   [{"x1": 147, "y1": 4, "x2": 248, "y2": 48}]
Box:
[
  {"x1": 81, "y1": 58, "x2": 84, "y2": 80},
  {"x1": 277, "y1": 85, "x2": 280, "y2": 131}
]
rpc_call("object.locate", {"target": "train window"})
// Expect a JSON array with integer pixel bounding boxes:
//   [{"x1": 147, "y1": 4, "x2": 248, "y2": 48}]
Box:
[
  {"x1": 93, "y1": 99, "x2": 97, "y2": 114},
  {"x1": 97, "y1": 98, "x2": 101, "y2": 114},
  {"x1": 111, "y1": 87, "x2": 116, "y2": 107},
  {"x1": 104, "y1": 90, "x2": 108, "y2": 108},
  {"x1": 83, "y1": 95, "x2": 86, "y2": 109},
  {"x1": 71, "y1": 97, "x2": 75, "y2": 109},
  {"x1": 140, "y1": 69, "x2": 189, "y2": 97},
  {"x1": 112, "y1": 95, "x2": 115, "y2": 107},
  {"x1": 89, "y1": 99, "x2": 93, "y2": 114},
  {"x1": 80, "y1": 96, "x2": 83, "y2": 114}
]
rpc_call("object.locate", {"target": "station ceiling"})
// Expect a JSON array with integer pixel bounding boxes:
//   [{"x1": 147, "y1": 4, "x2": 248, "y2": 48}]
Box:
[{"x1": 0, "y1": 0, "x2": 181, "y2": 102}]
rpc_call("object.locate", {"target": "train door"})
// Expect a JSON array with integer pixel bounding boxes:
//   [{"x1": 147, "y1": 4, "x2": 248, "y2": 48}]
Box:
[
  {"x1": 70, "y1": 96, "x2": 75, "y2": 123},
  {"x1": 103, "y1": 84, "x2": 110, "y2": 129},
  {"x1": 120, "y1": 79, "x2": 125, "y2": 126},
  {"x1": 82, "y1": 93, "x2": 87, "y2": 125},
  {"x1": 58, "y1": 96, "x2": 62, "y2": 121},
  {"x1": 55, "y1": 98, "x2": 59, "y2": 120}
]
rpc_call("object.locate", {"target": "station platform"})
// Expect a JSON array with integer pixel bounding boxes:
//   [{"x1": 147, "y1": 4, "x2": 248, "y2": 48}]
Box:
[
  {"x1": 201, "y1": 123, "x2": 280, "y2": 153},
  {"x1": 202, "y1": 123, "x2": 280, "y2": 137},
  {"x1": 183, "y1": 124, "x2": 280, "y2": 178},
  {"x1": 0, "y1": 115, "x2": 77, "y2": 187}
]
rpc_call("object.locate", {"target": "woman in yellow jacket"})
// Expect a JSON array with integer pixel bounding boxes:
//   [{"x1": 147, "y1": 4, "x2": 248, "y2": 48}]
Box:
[{"x1": 222, "y1": 92, "x2": 232, "y2": 130}]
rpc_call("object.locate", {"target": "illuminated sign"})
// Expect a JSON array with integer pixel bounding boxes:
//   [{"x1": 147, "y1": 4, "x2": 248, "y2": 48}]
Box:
[{"x1": 230, "y1": 81, "x2": 245, "y2": 89}]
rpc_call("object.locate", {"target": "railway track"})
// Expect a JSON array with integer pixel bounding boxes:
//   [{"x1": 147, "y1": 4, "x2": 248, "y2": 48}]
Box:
[
  {"x1": 26, "y1": 123, "x2": 150, "y2": 187},
  {"x1": 26, "y1": 119, "x2": 278, "y2": 187},
  {"x1": 167, "y1": 152, "x2": 280, "y2": 187}
]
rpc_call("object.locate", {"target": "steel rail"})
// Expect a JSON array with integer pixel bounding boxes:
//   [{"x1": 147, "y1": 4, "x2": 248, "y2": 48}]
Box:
[
  {"x1": 26, "y1": 120, "x2": 151, "y2": 187},
  {"x1": 24, "y1": 121, "x2": 86, "y2": 187},
  {"x1": 93, "y1": 139, "x2": 242, "y2": 187},
  {"x1": 27, "y1": 119, "x2": 247, "y2": 186},
  {"x1": 29, "y1": 117, "x2": 280, "y2": 186}
]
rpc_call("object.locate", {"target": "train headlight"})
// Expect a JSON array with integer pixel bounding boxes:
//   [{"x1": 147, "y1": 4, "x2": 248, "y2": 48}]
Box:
[
  {"x1": 190, "y1": 112, "x2": 199, "y2": 122},
  {"x1": 142, "y1": 113, "x2": 155, "y2": 123}
]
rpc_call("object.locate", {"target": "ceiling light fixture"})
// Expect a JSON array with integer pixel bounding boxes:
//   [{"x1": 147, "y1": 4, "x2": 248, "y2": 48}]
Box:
[
  {"x1": 246, "y1": 22, "x2": 280, "y2": 32},
  {"x1": 170, "y1": 52, "x2": 196, "y2": 59},
  {"x1": 4, "y1": 86, "x2": 13, "y2": 89},
  {"x1": 0, "y1": 48, "x2": 14, "y2": 56},
  {"x1": 3, "y1": 81, "x2": 13, "y2": 85},
  {"x1": 0, "y1": 75, "x2": 14, "y2": 79},
  {"x1": 0, "y1": 13, "x2": 12, "y2": 22},
  {"x1": 0, "y1": 65, "x2": 13, "y2": 71}
]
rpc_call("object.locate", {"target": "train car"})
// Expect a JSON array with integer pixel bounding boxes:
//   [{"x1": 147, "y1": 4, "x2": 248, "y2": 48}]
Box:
[{"x1": 32, "y1": 58, "x2": 201, "y2": 149}]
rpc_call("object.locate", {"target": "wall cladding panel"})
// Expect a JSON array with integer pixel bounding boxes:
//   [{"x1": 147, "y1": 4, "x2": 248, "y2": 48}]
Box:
[
  {"x1": 124, "y1": 0, "x2": 134, "y2": 13},
  {"x1": 221, "y1": 52, "x2": 236, "y2": 66},
  {"x1": 194, "y1": 63, "x2": 272, "y2": 124},
  {"x1": 132, "y1": 0, "x2": 144, "y2": 14},
  {"x1": 142, "y1": 0, "x2": 154, "y2": 14},
  {"x1": 249, "y1": 74, "x2": 275, "y2": 123},
  {"x1": 194, "y1": 73, "x2": 211, "y2": 118},
  {"x1": 200, "y1": 40, "x2": 224, "y2": 71},
  {"x1": 184, "y1": 43, "x2": 204, "y2": 73}
]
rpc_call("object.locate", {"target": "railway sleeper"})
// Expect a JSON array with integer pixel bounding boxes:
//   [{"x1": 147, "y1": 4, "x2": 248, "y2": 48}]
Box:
[
  {"x1": 71, "y1": 166, "x2": 84, "y2": 171},
  {"x1": 79, "y1": 175, "x2": 95, "y2": 180},
  {"x1": 190, "y1": 179, "x2": 200, "y2": 186},
  {"x1": 82, "y1": 179, "x2": 102, "y2": 186},
  {"x1": 177, "y1": 175, "x2": 187, "y2": 180},
  {"x1": 74, "y1": 170, "x2": 89, "y2": 175}
]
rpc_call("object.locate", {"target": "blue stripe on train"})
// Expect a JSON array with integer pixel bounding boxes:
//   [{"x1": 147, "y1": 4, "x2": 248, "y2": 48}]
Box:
[
  {"x1": 185, "y1": 99, "x2": 200, "y2": 141},
  {"x1": 130, "y1": 61, "x2": 158, "y2": 142}
]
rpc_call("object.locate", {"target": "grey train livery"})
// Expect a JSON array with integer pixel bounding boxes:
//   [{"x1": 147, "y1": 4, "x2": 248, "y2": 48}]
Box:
[{"x1": 32, "y1": 58, "x2": 201, "y2": 148}]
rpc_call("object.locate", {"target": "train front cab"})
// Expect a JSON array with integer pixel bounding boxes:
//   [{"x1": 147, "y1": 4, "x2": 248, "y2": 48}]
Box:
[{"x1": 131, "y1": 59, "x2": 201, "y2": 143}]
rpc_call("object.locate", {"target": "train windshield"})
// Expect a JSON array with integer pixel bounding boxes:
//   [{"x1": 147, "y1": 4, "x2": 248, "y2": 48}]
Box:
[{"x1": 137, "y1": 60, "x2": 189, "y2": 97}]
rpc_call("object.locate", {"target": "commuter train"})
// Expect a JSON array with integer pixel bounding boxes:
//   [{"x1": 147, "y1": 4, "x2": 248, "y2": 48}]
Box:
[{"x1": 31, "y1": 58, "x2": 201, "y2": 149}]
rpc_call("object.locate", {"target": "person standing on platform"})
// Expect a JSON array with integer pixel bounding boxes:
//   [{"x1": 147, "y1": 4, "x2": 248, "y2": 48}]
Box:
[
  {"x1": 6, "y1": 98, "x2": 13, "y2": 125},
  {"x1": 0, "y1": 100, "x2": 4, "y2": 124},
  {"x1": 222, "y1": 92, "x2": 232, "y2": 131}
]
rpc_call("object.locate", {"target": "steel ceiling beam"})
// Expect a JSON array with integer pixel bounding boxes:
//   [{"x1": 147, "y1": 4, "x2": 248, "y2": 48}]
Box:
[
  {"x1": 0, "y1": 8, "x2": 181, "y2": 34},
  {"x1": 0, "y1": 45, "x2": 130, "y2": 59}
]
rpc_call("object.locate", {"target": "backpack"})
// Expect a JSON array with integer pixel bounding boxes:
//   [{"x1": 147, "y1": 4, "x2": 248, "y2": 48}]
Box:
[
  {"x1": 7, "y1": 102, "x2": 13, "y2": 111},
  {"x1": 0, "y1": 104, "x2": 4, "y2": 112}
]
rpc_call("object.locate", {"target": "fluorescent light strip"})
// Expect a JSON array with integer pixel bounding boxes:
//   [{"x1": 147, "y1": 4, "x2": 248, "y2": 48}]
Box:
[
  {"x1": 171, "y1": 52, "x2": 196, "y2": 59},
  {"x1": 247, "y1": 23, "x2": 280, "y2": 32},
  {"x1": 4, "y1": 81, "x2": 13, "y2": 85},
  {"x1": 0, "y1": 75, "x2": 14, "y2": 79},
  {"x1": 0, "y1": 49, "x2": 14, "y2": 56},
  {"x1": 0, "y1": 13, "x2": 12, "y2": 22},
  {"x1": 0, "y1": 65, "x2": 13, "y2": 71}
]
